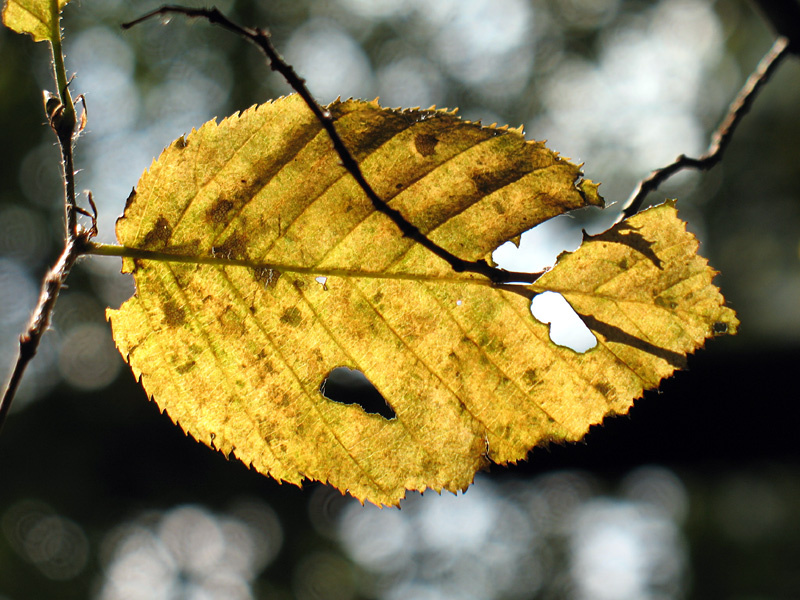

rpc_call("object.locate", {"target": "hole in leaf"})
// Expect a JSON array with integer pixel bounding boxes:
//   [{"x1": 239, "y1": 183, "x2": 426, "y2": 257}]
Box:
[
  {"x1": 492, "y1": 214, "x2": 584, "y2": 273},
  {"x1": 491, "y1": 206, "x2": 613, "y2": 274},
  {"x1": 320, "y1": 367, "x2": 395, "y2": 420},
  {"x1": 531, "y1": 292, "x2": 597, "y2": 353},
  {"x1": 315, "y1": 276, "x2": 328, "y2": 290}
]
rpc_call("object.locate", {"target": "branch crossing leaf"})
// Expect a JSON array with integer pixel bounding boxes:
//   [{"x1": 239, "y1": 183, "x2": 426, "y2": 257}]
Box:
[{"x1": 108, "y1": 95, "x2": 736, "y2": 505}]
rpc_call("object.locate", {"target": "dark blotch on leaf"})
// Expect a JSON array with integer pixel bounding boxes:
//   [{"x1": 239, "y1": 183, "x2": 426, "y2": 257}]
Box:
[
  {"x1": 414, "y1": 133, "x2": 439, "y2": 157},
  {"x1": 280, "y1": 306, "x2": 302, "y2": 326},
  {"x1": 142, "y1": 217, "x2": 172, "y2": 249},
  {"x1": 176, "y1": 360, "x2": 196, "y2": 374},
  {"x1": 212, "y1": 233, "x2": 248, "y2": 260},
  {"x1": 207, "y1": 198, "x2": 235, "y2": 224},
  {"x1": 321, "y1": 367, "x2": 395, "y2": 420},
  {"x1": 162, "y1": 299, "x2": 186, "y2": 327},
  {"x1": 654, "y1": 296, "x2": 678, "y2": 310},
  {"x1": 523, "y1": 368, "x2": 538, "y2": 388},
  {"x1": 594, "y1": 382, "x2": 611, "y2": 397},
  {"x1": 254, "y1": 266, "x2": 281, "y2": 288},
  {"x1": 471, "y1": 164, "x2": 528, "y2": 196}
]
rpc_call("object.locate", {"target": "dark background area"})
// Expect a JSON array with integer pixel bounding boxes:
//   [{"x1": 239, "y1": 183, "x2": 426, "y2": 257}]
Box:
[{"x1": 1, "y1": 0, "x2": 800, "y2": 598}]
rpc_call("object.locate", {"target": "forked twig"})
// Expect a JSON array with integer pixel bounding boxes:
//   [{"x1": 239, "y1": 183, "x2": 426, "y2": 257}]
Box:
[
  {"x1": 122, "y1": 5, "x2": 543, "y2": 285},
  {"x1": 621, "y1": 36, "x2": 790, "y2": 220}
]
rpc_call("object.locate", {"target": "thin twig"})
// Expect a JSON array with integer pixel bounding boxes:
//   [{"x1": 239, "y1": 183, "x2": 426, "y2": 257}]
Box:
[
  {"x1": 122, "y1": 5, "x2": 544, "y2": 285},
  {"x1": 0, "y1": 234, "x2": 90, "y2": 433},
  {"x1": 621, "y1": 36, "x2": 790, "y2": 221},
  {"x1": 0, "y1": 48, "x2": 86, "y2": 434},
  {"x1": 45, "y1": 81, "x2": 80, "y2": 239}
]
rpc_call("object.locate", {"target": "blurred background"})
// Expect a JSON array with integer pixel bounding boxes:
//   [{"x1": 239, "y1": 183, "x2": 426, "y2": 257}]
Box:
[{"x1": 1, "y1": 0, "x2": 800, "y2": 597}]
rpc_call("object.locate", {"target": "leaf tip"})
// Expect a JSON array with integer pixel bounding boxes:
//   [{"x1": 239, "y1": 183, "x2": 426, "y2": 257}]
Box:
[
  {"x1": 3, "y1": 0, "x2": 72, "y2": 42},
  {"x1": 576, "y1": 178, "x2": 603, "y2": 208}
]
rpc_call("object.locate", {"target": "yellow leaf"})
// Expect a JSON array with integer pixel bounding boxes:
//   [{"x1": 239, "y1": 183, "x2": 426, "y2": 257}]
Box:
[
  {"x1": 2, "y1": 0, "x2": 70, "y2": 43},
  {"x1": 532, "y1": 201, "x2": 738, "y2": 410},
  {"x1": 108, "y1": 96, "x2": 735, "y2": 506}
]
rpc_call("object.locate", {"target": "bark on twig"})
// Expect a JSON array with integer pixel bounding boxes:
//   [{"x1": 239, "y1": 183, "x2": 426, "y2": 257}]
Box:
[
  {"x1": 0, "y1": 60, "x2": 92, "y2": 434},
  {"x1": 621, "y1": 36, "x2": 790, "y2": 220},
  {"x1": 123, "y1": 6, "x2": 544, "y2": 285},
  {"x1": 0, "y1": 235, "x2": 90, "y2": 432}
]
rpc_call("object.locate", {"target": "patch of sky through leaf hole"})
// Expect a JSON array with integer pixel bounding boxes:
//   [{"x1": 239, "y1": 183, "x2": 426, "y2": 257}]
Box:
[{"x1": 493, "y1": 212, "x2": 600, "y2": 353}]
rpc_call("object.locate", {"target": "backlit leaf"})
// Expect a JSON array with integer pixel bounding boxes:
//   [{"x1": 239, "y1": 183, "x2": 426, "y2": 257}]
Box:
[
  {"x1": 108, "y1": 95, "x2": 736, "y2": 506},
  {"x1": 2, "y1": 0, "x2": 70, "y2": 43}
]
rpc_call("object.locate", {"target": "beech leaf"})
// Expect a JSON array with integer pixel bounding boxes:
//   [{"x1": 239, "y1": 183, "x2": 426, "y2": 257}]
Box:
[
  {"x1": 107, "y1": 95, "x2": 736, "y2": 506},
  {"x1": 2, "y1": 0, "x2": 70, "y2": 42}
]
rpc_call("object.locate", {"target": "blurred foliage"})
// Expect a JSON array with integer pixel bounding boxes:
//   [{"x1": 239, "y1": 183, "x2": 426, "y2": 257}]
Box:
[{"x1": 1, "y1": 0, "x2": 800, "y2": 598}]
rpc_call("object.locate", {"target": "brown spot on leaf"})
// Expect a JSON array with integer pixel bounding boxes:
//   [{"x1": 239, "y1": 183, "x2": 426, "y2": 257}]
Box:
[
  {"x1": 212, "y1": 233, "x2": 248, "y2": 260},
  {"x1": 207, "y1": 198, "x2": 235, "y2": 224},
  {"x1": 414, "y1": 133, "x2": 439, "y2": 157},
  {"x1": 280, "y1": 307, "x2": 302, "y2": 326},
  {"x1": 471, "y1": 164, "x2": 528, "y2": 196},
  {"x1": 254, "y1": 267, "x2": 281, "y2": 288},
  {"x1": 654, "y1": 296, "x2": 678, "y2": 310},
  {"x1": 162, "y1": 299, "x2": 186, "y2": 327},
  {"x1": 234, "y1": 157, "x2": 280, "y2": 205},
  {"x1": 176, "y1": 360, "x2": 196, "y2": 374},
  {"x1": 523, "y1": 368, "x2": 538, "y2": 388},
  {"x1": 256, "y1": 351, "x2": 275, "y2": 374},
  {"x1": 594, "y1": 382, "x2": 611, "y2": 397},
  {"x1": 142, "y1": 217, "x2": 172, "y2": 249}
]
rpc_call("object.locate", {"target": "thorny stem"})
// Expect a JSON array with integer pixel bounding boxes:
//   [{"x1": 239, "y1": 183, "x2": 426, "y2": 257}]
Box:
[
  {"x1": 621, "y1": 36, "x2": 791, "y2": 220},
  {"x1": 122, "y1": 6, "x2": 542, "y2": 286},
  {"x1": 46, "y1": 1, "x2": 79, "y2": 240},
  {"x1": 0, "y1": 6, "x2": 90, "y2": 434},
  {"x1": 0, "y1": 234, "x2": 90, "y2": 433}
]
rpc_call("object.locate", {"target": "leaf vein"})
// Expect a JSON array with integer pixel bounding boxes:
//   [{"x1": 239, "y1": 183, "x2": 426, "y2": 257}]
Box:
[{"x1": 217, "y1": 268, "x2": 392, "y2": 493}]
